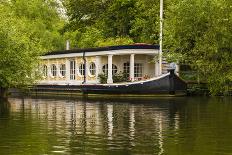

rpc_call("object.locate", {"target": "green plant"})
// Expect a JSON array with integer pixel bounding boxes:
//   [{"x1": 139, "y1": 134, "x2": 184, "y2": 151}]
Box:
[
  {"x1": 98, "y1": 72, "x2": 129, "y2": 84},
  {"x1": 98, "y1": 73, "x2": 107, "y2": 84},
  {"x1": 113, "y1": 72, "x2": 128, "y2": 83}
]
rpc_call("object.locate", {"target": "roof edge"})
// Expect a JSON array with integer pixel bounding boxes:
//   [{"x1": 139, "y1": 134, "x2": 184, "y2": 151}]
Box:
[{"x1": 44, "y1": 44, "x2": 160, "y2": 56}]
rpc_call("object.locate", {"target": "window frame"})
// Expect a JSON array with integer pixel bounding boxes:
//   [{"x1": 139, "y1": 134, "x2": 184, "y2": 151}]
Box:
[
  {"x1": 134, "y1": 63, "x2": 143, "y2": 78},
  {"x1": 123, "y1": 62, "x2": 130, "y2": 78},
  {"x1": 102, "y1": 64, "x2": 118, "y2": 75},
  {"x1": 60, "y1": 64, "x2": 66, "y2": 77},
  {"x1": 51, "y1": 64, "x2": 57, "y2": 77},
  {"x1": 79, "y1": 63, "x2": 85, "y2": 77},
  {"x1": 70, "y1": 60, "x2": 76, "y2": 80},
  {"x1": 89, "y1": 62, "x2": 96, "y2": 76}
]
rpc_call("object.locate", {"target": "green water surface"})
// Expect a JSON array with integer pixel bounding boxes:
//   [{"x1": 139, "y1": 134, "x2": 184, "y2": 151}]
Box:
[{"x1": 0, "y1": 97, "x2": 232, "y2": 155}]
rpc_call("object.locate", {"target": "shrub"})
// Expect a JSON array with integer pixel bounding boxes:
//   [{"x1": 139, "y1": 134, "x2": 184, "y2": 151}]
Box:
[
  {"x1": 98, "y1": 73, "x2": 107, "y2": 84},
  {"x1": 98, "y1": 72, "x2": 129, "y2": 84},
  {"x1": 113, "y1": 72, "x2": 128, "y2": 83}
]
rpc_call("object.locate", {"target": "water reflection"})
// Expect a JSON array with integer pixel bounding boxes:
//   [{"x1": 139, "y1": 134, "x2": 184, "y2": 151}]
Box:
[
  {"x1": 0, "y1": 97, "x2": 232, "y2": 155},
  {"x1": 107, "y1": 104, "x2": 113, "y2": 140},
  {"x1": 0, "y1": 99, "x2": 10, "y2": 117}
]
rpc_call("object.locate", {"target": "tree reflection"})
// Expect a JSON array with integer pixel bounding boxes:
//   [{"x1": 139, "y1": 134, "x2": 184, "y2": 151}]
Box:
[
  {"x1": 0, "y1": 99, "x2": 10, "y2": 117},
  {"x1": 4, "y1": 97, "x2": 232, "y2": 155}
]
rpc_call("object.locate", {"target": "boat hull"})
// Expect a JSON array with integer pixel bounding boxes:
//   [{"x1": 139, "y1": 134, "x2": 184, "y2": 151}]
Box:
[{"x1": 31, "y1": 70, "x2": 187, "y2": 96}]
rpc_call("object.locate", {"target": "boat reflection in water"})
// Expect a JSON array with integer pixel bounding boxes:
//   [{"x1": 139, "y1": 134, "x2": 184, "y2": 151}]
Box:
[
  {"x1": 5, "y1": 97, "x2": 183, "y2": 155},
  {"x1": 4, "y1": 97, "x2": 232, "y2": 155}
]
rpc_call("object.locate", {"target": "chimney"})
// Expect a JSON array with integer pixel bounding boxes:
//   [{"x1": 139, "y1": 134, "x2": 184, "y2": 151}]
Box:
[{"x1": 66, "y1": 40, "x2": 70, "y2": 50}]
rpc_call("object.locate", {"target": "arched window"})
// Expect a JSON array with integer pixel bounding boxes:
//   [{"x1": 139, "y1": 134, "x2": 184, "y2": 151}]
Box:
[
  {"x1": 60, "y1": 64, "x2": 66, "y2": 77},
  {"x1": 51, "y1": 64, "x2": 57, "y2": 77},
  {"x1": 89, "y1": 63, "x2": 96, "y2": 76},
  {"x1": 43, "y1": 65, "x2": 47, "y2": 77},
  {"x1": 102, "y1": 64, "x2": 117, "y2": 75},
  {"x1": 112, "y1": 64, "x2": 118, "y2": 75},
  {"x1": 102, "y1": 64, "x2": 107, "y2": 74},
  {"x1": 79, "y1": 63, "x2": 85, "y2": 76}
]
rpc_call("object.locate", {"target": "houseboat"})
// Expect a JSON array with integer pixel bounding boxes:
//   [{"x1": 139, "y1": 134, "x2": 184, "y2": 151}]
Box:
[{"x1": 34, "y1": 44, "x2": 187, "y2": 96}]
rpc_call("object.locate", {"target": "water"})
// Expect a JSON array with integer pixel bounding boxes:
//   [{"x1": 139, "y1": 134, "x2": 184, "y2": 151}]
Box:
[{"x1": 0, "y1": 97, "x2": 232, "y2": 155}]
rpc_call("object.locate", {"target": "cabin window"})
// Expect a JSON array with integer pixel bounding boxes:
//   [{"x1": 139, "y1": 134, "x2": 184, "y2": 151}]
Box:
[
  {"x1": 79, "y1": 63, "x2": 85, "y2": 76},
  {"x1": 70, "y1": 60, "x2": 76, "y2": 80},
  {"x1": 89, "y1": 63, "x2": 96, "y2": 76},
  {"x1": 134, "y1": 63, "x2": 143, "y2": 78},
  {"x1": 102, "y1": 64, "x2": 117, "y2": 75},
  {"x1": 51, "y1": 64, "x2": 57, "y2": 77},
  {"x1": 123, "y1": 62, "x2": 130, "y2": 78},
  {"x1": 60, "y1": 64, "x2": 66, "y2": 77},
  {"x1": 43, "y1": 65, "x2": 47, "y2": 77}
]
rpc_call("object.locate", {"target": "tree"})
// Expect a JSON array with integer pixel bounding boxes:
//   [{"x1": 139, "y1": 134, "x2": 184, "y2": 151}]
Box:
[
  {"x1": 130, "y1": 0, "x2": 160, "y2": 43},
  {"x1": 164, "y1": 0, "x2": 232, "y2": 95},
  {"x1": 0, "y1": 0, "x2": 64, "y2": 98},
  {"x1": 62, "y1": 0, "x2": 160, "y2": 47}
]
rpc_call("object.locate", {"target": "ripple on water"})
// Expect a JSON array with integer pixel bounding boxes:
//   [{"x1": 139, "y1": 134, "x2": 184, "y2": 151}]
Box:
[{"x1": 1, "y1": 97, "x2": 232, "y2": 155}]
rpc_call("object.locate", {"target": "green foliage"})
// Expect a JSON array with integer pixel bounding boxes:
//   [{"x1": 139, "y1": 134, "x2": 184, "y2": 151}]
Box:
[
  {"x1": 163, "y1": 52, "x2": 185, "y2": 63},
  {"x1": 164, "y1": 0, "x2": 232, "y2": 95},
  {"x1": 98, "y1": 72, "x2": 129, "y2": 84},
  {"x1": 113, "y1": 72, "x2": 129, "y2": 83},
  {"x1": 62, "y1": 28, "x2": 134, "y2": 48},
  {"x1": 62, "y1": 30, "x2": 81, "y2": 48},
  {"x1": 75, "y1": 27, "x2": 104, "y2": 48},
  {"x1": 1, "y1": 0, "x2": 230, "y2": 96},
  {"x1": 130, "y1": 0, "x2": 160, "y2": 43},
  {"x1": 0, "y1": 0, "x2": 64, "y2": 91},
  {"x1": 10, "y1": 0, "x2": 65, "y2": 50},
  {"x1": 95, "y1": 37, "x2": 134, "y2": 47},
  {"x1": 98, "y1": 73, "x2": 107, "y2": 84},
  {"x1": 63, "y1": 0, "x2": 160, "y2": 47}
]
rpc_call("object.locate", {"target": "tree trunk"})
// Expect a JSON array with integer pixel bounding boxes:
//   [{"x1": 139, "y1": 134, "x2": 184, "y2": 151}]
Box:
[{"x1": 0, "y1": 87, "x2": 8, "y2": 99}]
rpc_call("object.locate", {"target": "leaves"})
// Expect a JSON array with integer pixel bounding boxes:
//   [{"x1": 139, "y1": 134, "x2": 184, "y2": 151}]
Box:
[
  {"x1": 63, "y1": 0, "x2": 160, "y2": 47},
  {"x1": 164, "y1": 0, "x2": 232, "y2": 95},
  {"x1": 0, "y1": 0, "x2": 64, "y2": 89}
]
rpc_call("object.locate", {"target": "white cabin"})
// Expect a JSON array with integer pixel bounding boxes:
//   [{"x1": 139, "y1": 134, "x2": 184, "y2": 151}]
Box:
[{"x1": 40, "y1": 44, "x2": 169, "y2": 85}]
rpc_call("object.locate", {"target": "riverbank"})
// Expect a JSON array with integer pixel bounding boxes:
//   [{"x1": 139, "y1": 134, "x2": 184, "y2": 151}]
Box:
[{"x1": 187, "y1": 82, "x2": 232, "y2": 96}]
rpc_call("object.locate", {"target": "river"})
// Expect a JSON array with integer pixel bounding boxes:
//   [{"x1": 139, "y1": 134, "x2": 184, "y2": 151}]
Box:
[{"x1": 0, "y1": 97, "x2": 232, "y2": 155}]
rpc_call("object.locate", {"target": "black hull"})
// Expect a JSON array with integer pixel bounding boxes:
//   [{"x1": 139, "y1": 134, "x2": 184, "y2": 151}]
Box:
[{"x1": 31, "y1": 70, "x2": 187, "y2": 96}]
